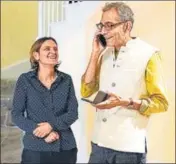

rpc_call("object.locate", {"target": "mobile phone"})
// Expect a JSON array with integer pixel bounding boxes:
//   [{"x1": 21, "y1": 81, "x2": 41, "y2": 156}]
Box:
[
  {"x1": 81, "y1": 91, "x2": 108, "y2": 105},
  {"x1": 97, "y1": 34, "x2": 107, "y2": 48},
  {"x1": 81, "y1": 98, "x2": 94, "y2": 104}
]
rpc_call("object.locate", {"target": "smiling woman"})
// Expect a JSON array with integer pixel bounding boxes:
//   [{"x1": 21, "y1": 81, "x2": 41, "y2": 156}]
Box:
[
  {"x1": 29, "y1": 37, "x2": 59, "y2": 71},
  {"x1": 11, "y1": 37, "x2": 79, "y2": 164}
]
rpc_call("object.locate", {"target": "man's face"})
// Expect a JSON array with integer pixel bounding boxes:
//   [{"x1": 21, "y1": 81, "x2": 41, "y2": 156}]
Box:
[{"x1": 100, "y1": 8, "x2": 128, "y2": 48}]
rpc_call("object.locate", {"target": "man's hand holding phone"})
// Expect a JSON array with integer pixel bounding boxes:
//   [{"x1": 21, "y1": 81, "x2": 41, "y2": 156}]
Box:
[
  {"x1": 82, "y1": 91, "x2": 133, "y2": 110},
  {"x1": 92, "y1": 30, "x2": 106, "y2": 57},
  {"x1": 83, "y1": 31, "x2": 107, "y2": 85},
  {"x1": 94, "y1": 93, "x2": 123, "y2": 109}
]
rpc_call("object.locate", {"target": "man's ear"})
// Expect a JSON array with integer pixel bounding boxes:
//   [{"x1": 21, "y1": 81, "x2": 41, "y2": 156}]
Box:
[
  {"x1": 33, "y1": 52, "x2": 39, "y2": 61},
  {"x1": 123, "y1": 21, "x2": 132, "y2": 32}
]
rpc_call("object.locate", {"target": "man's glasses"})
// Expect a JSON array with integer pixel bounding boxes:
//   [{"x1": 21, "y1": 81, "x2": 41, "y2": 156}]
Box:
[{"x1": 96, "y1": 21, "x2": 126, "y2": 31}]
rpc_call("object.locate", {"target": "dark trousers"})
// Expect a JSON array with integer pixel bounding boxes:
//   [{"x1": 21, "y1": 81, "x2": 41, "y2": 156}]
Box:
[
  {"x1": 89, "y1": 142, "x2": 146, "y2": 164},
  {"x1": 21, "y1": 148, "x2": 77, "y2": 164}
]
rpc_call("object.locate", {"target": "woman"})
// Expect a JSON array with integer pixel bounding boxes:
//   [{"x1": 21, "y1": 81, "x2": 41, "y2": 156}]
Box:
[{"x1": 11, "y1": 37, "x2": 78, "y2": 164}]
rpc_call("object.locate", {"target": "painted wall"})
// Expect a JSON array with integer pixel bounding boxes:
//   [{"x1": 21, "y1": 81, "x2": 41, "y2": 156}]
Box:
[
  {"x1": 84, "y1": 1, "x2": 175, "y2": 163},
  {"x1": 1, "y1": 1, "x2": 38, "y2": 69}
]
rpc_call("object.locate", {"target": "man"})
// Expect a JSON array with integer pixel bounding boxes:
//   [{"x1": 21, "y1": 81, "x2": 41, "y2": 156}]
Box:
[{"x1": 81, "y1": 2, "x2": 169, "y2": 164}]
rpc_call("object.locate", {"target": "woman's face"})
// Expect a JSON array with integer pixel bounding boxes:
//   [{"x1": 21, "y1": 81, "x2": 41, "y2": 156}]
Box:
[{"x1": 34, "y1": 39, "x2": 59, "y2": 67}]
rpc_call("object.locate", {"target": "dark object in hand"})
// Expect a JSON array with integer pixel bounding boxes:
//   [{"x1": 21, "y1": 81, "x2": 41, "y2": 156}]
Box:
[
  {"x1": 97, "y1": 34, "x2": 107, "y2": 48},
  {"x1": 81, "y1": 91, "x2": 108, "y2": 105}
]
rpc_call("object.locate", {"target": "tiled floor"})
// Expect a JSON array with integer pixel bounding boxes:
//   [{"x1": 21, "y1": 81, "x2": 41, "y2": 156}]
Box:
[{"x1": 1, "y1": 126, "x2": 22, "y2": 163}]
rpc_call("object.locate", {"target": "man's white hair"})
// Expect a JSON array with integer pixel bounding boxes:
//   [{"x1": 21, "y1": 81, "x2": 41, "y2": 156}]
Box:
[{"x1": 102, "y1": 2, "x2": 134, "y2": 25}]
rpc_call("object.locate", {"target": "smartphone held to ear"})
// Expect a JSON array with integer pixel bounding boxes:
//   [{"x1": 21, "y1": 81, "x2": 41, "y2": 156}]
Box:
[
  {"x1": 97, "y1": 34, "x2": 107, "y2": 48},
  {"x1": 81, "y1": 91, "x2": 108, "y2": 105}
]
